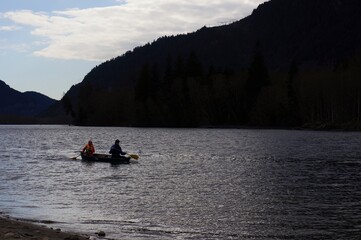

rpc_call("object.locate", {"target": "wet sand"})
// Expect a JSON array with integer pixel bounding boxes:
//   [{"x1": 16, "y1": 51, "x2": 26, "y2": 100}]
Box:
[{"x1": 0, "y1": 215, "x2": 90, "y2": 240}]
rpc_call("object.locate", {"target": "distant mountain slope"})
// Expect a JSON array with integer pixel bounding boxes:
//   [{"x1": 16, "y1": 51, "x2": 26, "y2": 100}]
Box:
[
  {"x1": 54, "y1": 0, "x2": 361, "y2": 128},
  {"x1": 0, "y1": 80, "x2": 56, "y2": 117}
]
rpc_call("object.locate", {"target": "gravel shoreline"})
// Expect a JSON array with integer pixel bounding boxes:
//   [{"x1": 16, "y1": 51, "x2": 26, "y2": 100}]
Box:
[{"x1": 0, "y1": 215, "x2": 90, "y2": 240}]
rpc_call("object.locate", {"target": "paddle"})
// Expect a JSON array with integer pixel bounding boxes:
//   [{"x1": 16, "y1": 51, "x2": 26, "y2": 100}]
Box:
[
  {"x1": 71, "y1": 152, "x2": 81, "y2": 160},
  {"x1": 128, "y1": 153, "x2": 139, "y2": 160}
]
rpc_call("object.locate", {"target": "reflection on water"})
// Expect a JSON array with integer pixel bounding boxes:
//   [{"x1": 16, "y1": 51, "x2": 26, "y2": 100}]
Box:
[{"x1": 0, "y1": 125, "x2": 361, "y2": 239}]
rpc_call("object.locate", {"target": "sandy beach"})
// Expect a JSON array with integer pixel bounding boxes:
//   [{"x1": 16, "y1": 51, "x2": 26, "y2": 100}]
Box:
[{"x1": 0, "y1": 215, "x2": 90, "y2": 240}]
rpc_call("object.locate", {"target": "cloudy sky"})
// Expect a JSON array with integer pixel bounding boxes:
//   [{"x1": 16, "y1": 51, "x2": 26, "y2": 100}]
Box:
[{"x1": 0, "y1": 0, "x2": 267, "y2": 100}]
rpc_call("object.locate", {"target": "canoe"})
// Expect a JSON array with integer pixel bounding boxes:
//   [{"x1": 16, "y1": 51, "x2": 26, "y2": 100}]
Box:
[{"x1": 80, "y1": 153, "x2": 131, "y2": 164}]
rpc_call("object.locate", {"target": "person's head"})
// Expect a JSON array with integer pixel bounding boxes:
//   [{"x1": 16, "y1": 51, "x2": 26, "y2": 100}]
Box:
[
  {"x1": 115, "y1": 139, "x2": 120, "y2": 145},
  {"x1": 88, "y1": 140, "x2": 93, "y2": 145}
]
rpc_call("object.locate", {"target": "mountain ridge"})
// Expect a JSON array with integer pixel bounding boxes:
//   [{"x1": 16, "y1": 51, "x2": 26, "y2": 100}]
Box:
[
  {"x1": 47, "y1": 0, "x2": 361, "y2": 128},
  {"x1": 79, "y1": 0, "x2": 361, "y2": 88},
  {"x1": 0, "y1": 80, "x2": 57, "y2": 123}
]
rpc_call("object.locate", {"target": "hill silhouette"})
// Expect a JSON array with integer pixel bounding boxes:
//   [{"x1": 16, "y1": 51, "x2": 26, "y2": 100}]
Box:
[
  {"x1": 0, "y1": 80, "x2": 56, "y2": 124},
  {"x1": 51, "y1": 0, "x2": 361, "y2": 129}
]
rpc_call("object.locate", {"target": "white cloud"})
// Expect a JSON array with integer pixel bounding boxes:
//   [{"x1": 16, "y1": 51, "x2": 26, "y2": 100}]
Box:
[
  {"x1": 0, "y1": 40, "x2": 29, "y2": 52},
  {"x1": 3, "y1": 0, "x2": 266, "y2": 61},
  {"x1": 0, "y1": 25, "x2": 20, "y2": 31}
]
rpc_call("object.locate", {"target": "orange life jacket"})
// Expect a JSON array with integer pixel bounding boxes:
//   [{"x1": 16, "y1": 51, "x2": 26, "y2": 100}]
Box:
[{"x1": 83, "y1": 143, "x2": 95, "y2": 155}]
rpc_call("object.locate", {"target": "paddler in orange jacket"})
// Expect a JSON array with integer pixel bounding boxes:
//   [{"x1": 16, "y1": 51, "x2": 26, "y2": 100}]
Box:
[{"x1": 82, "y1": 140, "x2": 95, "y2": 156}]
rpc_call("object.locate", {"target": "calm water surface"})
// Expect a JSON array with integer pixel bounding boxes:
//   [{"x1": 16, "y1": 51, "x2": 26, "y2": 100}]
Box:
[{"x1": 0, "y1": 125, "x2": 361, "y2": 239}]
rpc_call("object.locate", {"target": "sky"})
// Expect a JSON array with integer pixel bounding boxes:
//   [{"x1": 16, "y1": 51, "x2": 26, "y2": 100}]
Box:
[{"x1": 0, "y1": 0, "x2": 267, "y2": 100}]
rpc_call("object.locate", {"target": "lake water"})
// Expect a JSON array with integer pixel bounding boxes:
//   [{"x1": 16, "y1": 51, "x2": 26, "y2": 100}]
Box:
[{"x1": 0, "y1": 125, "x2": 361, "y2": 239}]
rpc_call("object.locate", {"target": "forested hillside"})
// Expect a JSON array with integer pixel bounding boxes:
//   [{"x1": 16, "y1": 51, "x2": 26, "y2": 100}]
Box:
[{"x1": 56, "y1": 0, "x2": 361, "y2": 129}]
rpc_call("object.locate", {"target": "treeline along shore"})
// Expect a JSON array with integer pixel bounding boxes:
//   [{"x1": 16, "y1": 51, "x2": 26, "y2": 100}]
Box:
[{"x1": 61, "y1": 49, "x2": 361, "y2": 130}]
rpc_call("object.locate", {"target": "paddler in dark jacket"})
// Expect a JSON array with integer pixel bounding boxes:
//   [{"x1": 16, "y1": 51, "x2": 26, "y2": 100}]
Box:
[{"x1": 109, "y1": 139, "x2": 127, "y2": 158}]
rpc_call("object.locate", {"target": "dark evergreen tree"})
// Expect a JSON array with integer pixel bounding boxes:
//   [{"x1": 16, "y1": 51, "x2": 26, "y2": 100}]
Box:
[
  {"x1": 245, "y1": 44, "x2": 269, "y2": 114},
  {"x1": 135, "y1": 63, "x2": 151, "y2": 102},
  {"x1": 61, "y1": 94, "x2": 75, "y2": 118},
  {"x1": 286, "y1": 60, "x2": 301, "y2": 125},
  {"x1": 186, "y1": 51, "x2": 203, "y2": 79},
  {"x1": 134, "y1": 64, "x2": 151, "y2": 125},
  {"x1": 174, "y1": 55, "x2": 186, "y2": 79},
  {"x1": 76, "y1": 82, "x2": 95, "y2": 125}
]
